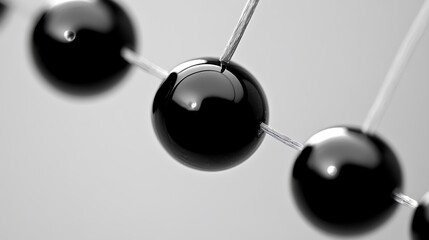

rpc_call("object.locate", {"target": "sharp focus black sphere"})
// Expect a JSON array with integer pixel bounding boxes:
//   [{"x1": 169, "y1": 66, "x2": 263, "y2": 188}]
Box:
[
  {"x1": 152, "y1": 58, "x2": 269, "y2": 171},
  {"x1": 31, "y1": 0, "x2": 136, "y2": 95},
  {"x1": 291, "y1": 127, "x2": 402, "y2": 235},
  {"x1": 411, "y1": 192, "x2": 429, "y2": 240}
]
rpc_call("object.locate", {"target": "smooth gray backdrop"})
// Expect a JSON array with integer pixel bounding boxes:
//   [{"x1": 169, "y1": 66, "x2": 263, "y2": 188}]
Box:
[{"x1": 1, "y1": 0, "x2": 428, "y2": 239}]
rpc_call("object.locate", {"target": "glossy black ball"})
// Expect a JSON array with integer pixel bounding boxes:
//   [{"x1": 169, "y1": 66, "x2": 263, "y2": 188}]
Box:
[
  {"x1": 31, "y1": 0, "x2": 136, "y2": 95},
  {"x1": 291, "y1": 127, "x2": 402, "y2": 235},
  {"x1": 152, "y1": 58, "x2": 268, "y2": 171},
  {"x1": 411, "y1": 192, "x2": 429, "y2": 240}
]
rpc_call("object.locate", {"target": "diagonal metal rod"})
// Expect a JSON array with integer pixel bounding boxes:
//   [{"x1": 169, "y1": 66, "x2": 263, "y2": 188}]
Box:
[
  {"x1": 220, "y1": 0, "x2": 260, "y2": 70},
  {"x1": 260, "y1": 122, "x2": 303, "y2": 150},
  {"x1": 121, "y1": 48, "x2": 169, "y2": 80},
  {"x1": 393, "y1": 192, "x2": 418, "y2": 209},
  {"x1": 363, "y1": 0, "x2": 429, "y2": 134}
]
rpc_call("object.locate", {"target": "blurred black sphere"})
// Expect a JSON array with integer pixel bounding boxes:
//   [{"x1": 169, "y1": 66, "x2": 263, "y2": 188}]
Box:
[
  {"x1": 291, "y1": 127, "x2": 402, "y2": 235},
  {"x1": 0, "y1": 2, "x2": 7, "y2": 26},
  {"x1": 31, "y1": 0, "x2": 137, "y2": 95},
  {"x1": 411, "y1": 192, "x2": 429, "y2": 240}
]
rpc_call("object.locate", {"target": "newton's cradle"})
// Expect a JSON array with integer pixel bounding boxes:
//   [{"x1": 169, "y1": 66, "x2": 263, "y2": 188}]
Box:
[{"x1": 0, "y1": 0, "x2": 428, "y2": 239}]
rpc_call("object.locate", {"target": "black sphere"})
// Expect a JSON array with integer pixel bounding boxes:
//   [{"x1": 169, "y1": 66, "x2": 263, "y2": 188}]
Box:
[
  {"x1": 31, "y1": 0, "x2": 136, "y2": 95},
  {"x1": 0, "y1": 2, "x2": 7, "y2": 26},
  {"x1": 152, "y1": 58, "x2": 268, "y2": 171},
  {"x1": 291, "y1": 127, "x2": 402, "y2": 235},
  {"x1": 411, "y1": 192, "x2": 429, "y2": 240}
]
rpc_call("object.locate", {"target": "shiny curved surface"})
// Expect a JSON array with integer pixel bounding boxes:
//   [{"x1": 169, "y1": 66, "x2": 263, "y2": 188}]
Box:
[
  {"x1": 152, "y1": 58, "x2": 268, "y2": 171},
  {"x1": 31, "y1": 0, "x2": 136, "y2": 95},
  {"x1": 291, "y1": 127, "x2": 403, "y2": 235},
  {"x1": 411, "y1": 192, "x2": 429, "y2": 240}
]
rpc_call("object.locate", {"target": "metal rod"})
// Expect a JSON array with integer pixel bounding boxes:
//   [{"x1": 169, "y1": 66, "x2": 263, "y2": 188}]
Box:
[
  {"x1": 219, "y1": 0, "x2": 260, "y2": 70},
  {"x1": 393, "y1": 192, "x2": 418, "y2": 209},
  {"x1": 363, "y1": 0, "x2": 429, "y2": 134},
  {"x1": 121, "y1": 48, "x2": 169, "y2": 80},
  {"x1": 260, "y1": 122, "x2": 303, "y2": 150}
]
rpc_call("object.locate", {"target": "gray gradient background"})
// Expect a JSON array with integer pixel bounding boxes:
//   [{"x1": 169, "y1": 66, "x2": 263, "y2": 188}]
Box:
[{"x1": 1, "y1": 0, "x2": 429, "y2": 239}]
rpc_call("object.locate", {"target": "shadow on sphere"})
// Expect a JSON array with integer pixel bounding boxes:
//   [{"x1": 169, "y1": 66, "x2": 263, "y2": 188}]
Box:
[
  {"x1": 292, "y1": 181, "x2": 399, "y2": 236},
  {"x1": 31, "y1": 52, "x2": 133, "y2": 98}
]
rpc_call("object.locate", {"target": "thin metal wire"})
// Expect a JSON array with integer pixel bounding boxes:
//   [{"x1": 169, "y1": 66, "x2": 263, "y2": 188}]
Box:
[
  {"x1": 219, "y1": 0, "x2": 260, "y2": 70},
  {"x1": 393, "y1": 192, "x2": 418, "y2": 209},
  {"x1": 363, "y1": 0, "x2": 429, "y2": 134},
  {"x1": 260, "y1": 122, "x2": 303, "y2": 151},
  {"x1": 121, "y1": 48, "x2": 169, "y2": 80}
]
